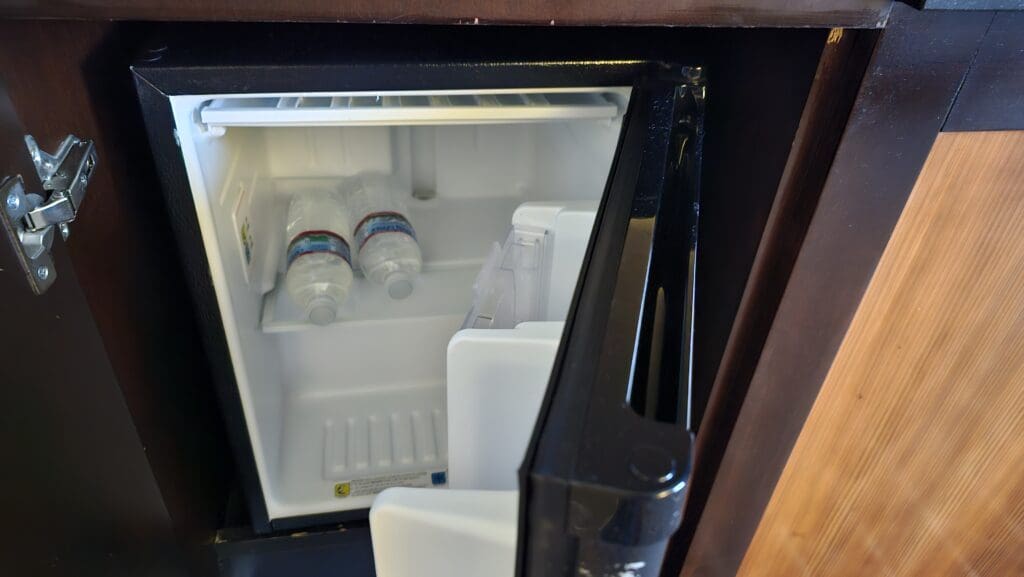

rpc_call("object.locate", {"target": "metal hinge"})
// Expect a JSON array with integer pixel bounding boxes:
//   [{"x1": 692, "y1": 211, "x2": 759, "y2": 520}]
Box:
[{"x1": 1, "y1": 135, "x2": 97, "y2": 294}]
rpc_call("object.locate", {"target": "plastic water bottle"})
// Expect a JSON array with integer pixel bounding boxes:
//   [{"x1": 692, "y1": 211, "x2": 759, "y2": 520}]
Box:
[
  {"x1": 348, "y1": 174, "x2": 422, "y2": 299},
  {"x1": 285, "y1": 189, "x2": 354, "y2": 325}
]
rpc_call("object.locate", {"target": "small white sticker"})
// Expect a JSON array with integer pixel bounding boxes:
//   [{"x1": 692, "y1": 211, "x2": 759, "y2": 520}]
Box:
[{"x1": 334, "y1": 470, "x2": 447, "y2": 498}]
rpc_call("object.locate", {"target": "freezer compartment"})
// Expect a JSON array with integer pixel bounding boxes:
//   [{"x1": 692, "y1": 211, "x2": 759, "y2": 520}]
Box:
[
  {"x1": 200, "y1": 89, "x2": 627, "y2": 129},
  {"x1": 168, "y1": 88, "x2": 628, "y2": 522}
]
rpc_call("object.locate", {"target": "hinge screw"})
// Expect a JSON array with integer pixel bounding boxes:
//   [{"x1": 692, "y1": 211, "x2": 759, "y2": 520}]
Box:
[
  {"x1": 6, "y1": 192, "x2": 19, "y2": 212},
  {"x1": 58, "y1": 223, "x2": 70, "y2": 241},
  {"x1": 36, "y1": 265, "x2": 49, "y2": 281}
]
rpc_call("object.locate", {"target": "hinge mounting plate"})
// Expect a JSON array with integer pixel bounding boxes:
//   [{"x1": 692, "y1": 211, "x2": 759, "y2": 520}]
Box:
[{"x1": 1, "y1": 134, "x2": 97, "y2": 294}]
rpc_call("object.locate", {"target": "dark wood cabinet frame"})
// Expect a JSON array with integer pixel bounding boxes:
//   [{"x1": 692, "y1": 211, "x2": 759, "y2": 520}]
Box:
[
  {"x1": 0, "y1": 0, "x2": 893, "y2": 29},
  {"x1": 2, "y1": 3, "x2": 1024, "y2": 576},
  {"x1": 677, "y1": 5, "x2": 1023, "y2": 576}
]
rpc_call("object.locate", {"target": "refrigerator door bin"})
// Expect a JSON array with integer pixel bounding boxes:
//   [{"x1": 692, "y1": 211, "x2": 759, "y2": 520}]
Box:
[
  {"x1": 464, "y1": 202, "x2": 597, "y2": 331},
  {"x1": 447, "y1": 321, "x2": 564, "y2": 491}
]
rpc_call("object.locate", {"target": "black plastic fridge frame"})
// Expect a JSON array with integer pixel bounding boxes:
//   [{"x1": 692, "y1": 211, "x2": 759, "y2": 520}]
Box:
[
  {"x1": 131, "y1": 27, "x2": 702, "y2": 548},
  {"x1": 519, "y1": 72, "x2": 702, "y2": 577}
]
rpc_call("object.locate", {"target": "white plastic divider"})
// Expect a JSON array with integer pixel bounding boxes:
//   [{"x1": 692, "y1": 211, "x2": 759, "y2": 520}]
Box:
[{"x1": 200, "y1": 88, "x2": 628, "y2": 128}]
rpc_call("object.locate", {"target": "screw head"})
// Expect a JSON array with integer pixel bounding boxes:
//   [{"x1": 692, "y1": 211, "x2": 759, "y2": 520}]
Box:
[
  {"x1": 58, "y1": 223, "x2": 70, "y2": 241},
  {"x1": 6, "y1": 192, "x2": 19, "y2": 212},
  {"x1": 36, "y1": 265, "x2": 49, "y2": 281},
  {"x1": 682, "y1": 66, "x2": 703, "y2": 84}
]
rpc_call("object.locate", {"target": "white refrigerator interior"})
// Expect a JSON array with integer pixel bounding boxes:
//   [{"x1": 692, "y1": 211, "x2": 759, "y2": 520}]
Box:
[{"x1": 169, "y1": 87, "x2": 630, "y2": 521}]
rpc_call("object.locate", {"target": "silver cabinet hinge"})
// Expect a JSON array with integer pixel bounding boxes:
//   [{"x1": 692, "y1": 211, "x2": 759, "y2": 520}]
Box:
[{"x1": 1, "y1": 135, "x2": 97, "y2": 294}]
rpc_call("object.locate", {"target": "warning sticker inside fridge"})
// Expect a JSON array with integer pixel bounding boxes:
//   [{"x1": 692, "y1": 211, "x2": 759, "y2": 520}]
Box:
[{"x1": 334, "y1": 470, "x2": 447, "y2": 498}]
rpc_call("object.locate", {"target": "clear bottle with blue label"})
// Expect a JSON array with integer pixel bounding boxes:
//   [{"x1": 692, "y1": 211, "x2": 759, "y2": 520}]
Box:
[
  {"x1": 348, "y1": 174, "x2": 422, "y2": 300},
  {"x1": 285, "y1": 188, "x2": 354, "y2": 325}
]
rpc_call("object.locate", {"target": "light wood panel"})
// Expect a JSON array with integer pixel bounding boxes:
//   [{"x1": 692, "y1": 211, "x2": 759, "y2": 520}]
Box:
[
  {"x1": 736, "y1": 131, "x2": 1024, "y2": 576},
  {"x1": 678, "y1": 10, "x2": 995, "y2": 576}
]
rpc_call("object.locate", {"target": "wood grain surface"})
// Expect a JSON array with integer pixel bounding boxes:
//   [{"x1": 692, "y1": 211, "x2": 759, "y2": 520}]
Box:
[
  {"x1": 663, "y1": 28, "x2": 878, "y2": 577},
  {"x1": 678, "y1": 8, "x2": 994, "y2": 576},
  {"x1": 736, "y1": 131, "x2": 1024, "y2": 576}
]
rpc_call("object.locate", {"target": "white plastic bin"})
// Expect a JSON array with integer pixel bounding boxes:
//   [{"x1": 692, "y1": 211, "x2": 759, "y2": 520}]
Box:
[
  {"x1": 446, "y1": 321, "x2": 563, "y2": 490},
  {"x1": 448, "y1": 201, "x2": 597, "y2": 489},
  {"x1": 371, "y1": 488, "x2": 518, "y2": 577},
  {"x1": 371, "y1": 203, "x2": 599, "y2": 577}
]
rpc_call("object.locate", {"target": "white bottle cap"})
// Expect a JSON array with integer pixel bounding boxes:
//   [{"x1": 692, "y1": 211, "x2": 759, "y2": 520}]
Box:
[
  {"x1": 386, "y1": 271, "x2": 414, "y2": 300},
  {"x1": 306, "y1": 295, "x2": 337, "y2": 326}
]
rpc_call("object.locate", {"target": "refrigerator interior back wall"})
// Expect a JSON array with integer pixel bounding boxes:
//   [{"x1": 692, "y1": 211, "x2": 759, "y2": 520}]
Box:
[{"x1": 169, "y1": 87, "x2": 630, "y2": 520}]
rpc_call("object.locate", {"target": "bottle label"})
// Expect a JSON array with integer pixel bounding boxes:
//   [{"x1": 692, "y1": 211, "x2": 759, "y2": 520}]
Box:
[
  {"x1": 354, "y1": 211, "x2": 416, "y2": 251},
  {"x1": 287, "y1": 230, "x2": 351, "y2": 267}
]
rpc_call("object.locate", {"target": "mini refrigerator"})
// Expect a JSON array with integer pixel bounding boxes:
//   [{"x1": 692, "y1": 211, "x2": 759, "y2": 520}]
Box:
[{"x1": 134, "y1": 26, "x2": 702, "y2": 577}]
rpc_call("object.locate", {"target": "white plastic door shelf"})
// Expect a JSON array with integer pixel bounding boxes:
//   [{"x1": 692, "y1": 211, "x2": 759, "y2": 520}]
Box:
[
  {"x1": 371, "y1": 319, "x2": 556, "y2": 577},
  {"x1": 371, "y1": 489, "x2": 518, "y2": 577},
  {"x1": 370, "y1": 205, "x2": 597, "y2": 577},
  {"x1": 372, "y1": 321, "x2": 558, "y2": 577},
  {"x1": 446, "y1": 321, "x2": 562, "y2": 490}
]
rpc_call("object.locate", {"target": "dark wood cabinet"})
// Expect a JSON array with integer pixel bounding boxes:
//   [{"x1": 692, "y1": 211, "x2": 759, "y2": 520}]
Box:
[
  {"x1": 679, "y1": 5, "x2": 1024, "y2": 577},
  {"x1": 0, "y1": 79, "x2": 188, "y2": 577},
  {"x1": 0, "y1": 0, "x2": 892, "y2": 27},
  {"x1": 1, "y1": 4, "x2": 1022, "y2": 577},
  {"x1": 0, "y1": 20, "x2": 231, "y2": 577}
]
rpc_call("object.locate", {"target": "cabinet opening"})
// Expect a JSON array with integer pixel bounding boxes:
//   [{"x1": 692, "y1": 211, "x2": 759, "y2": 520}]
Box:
[{"x1": 169, "y1": 88, "x2": 630, "y2": 520}]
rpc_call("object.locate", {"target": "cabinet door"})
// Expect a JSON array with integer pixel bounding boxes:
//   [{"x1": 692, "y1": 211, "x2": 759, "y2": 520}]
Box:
[
  {"x1": 520, "y1": 74, "x2": 702, "y2": 577},
  {"x1": 682, "y1": 6, "x2": 1024, "y2": 577},
  {"x1": 0, "y1": 84, "x2": 185, "y2": 576}
]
